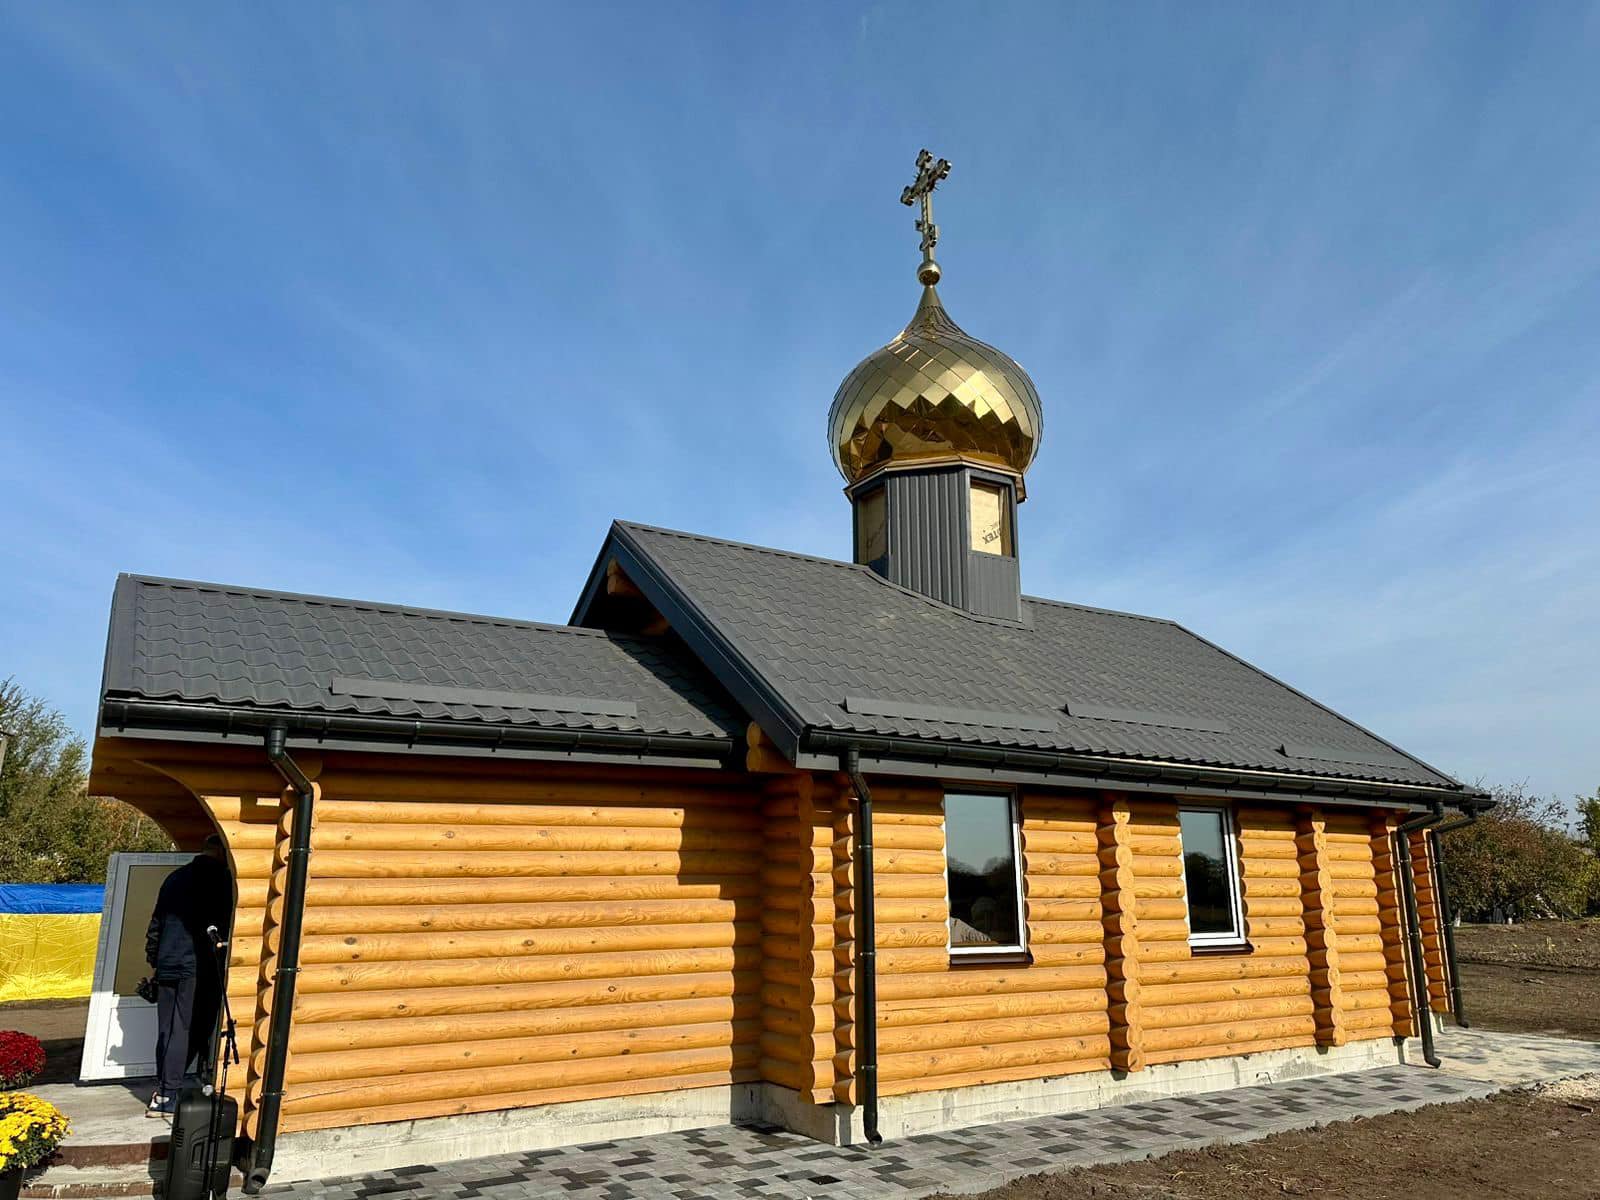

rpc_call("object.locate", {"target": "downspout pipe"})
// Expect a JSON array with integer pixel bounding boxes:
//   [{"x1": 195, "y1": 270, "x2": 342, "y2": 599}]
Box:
[
  {"x1": 1395, "y1": 802, "x2": 1447, "y2": 1068},
  {"x1": 842, "y1": 747, "x2": 883, "y2": 1146},
  {"x1": 244, "y1": 723, "x2": 316, "y2": 1194},
  {"x1": 1428, "y1": 807, "x2": 1480, "y2": 1028}
]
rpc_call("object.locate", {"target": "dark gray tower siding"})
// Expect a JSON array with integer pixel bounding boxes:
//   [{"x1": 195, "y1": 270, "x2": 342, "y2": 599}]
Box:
[{"x1": 850, "y1": 462, "x2": 1023, "y2": 622}]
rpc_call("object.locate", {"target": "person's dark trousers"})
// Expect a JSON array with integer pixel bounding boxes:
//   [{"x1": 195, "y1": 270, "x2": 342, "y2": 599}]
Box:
[
  {"x1": 155, "y1": 975, "x2": 196, "y2": 1097},
  {"x1": 187, "y1": 967, "x2": 222, "y2": 1079}
]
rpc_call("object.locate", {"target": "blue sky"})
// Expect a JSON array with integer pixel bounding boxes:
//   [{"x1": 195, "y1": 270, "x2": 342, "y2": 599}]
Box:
[{"x1": 2, "y1": 4, "x2": 1597, "y2": 807}]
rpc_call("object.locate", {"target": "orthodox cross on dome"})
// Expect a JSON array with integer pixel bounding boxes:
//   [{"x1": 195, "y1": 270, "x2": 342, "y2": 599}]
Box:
[{"x1": 900, "y1": 148, "x2": 952, "y2": 286}]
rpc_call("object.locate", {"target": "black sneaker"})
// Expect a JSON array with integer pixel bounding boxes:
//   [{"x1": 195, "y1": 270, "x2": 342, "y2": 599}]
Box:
[{"x1": 146, "y1": 1094, "x2": 176, "y2": 1118}]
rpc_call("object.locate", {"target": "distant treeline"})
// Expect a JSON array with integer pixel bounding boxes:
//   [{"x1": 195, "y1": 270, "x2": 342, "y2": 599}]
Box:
[{"x1": 1443, "y1": 783, "x2": 1600, "y2": 923}]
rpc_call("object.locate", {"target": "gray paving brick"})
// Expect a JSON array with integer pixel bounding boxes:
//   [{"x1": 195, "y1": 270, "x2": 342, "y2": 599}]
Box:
[{"x1": 270, "y1": 1030, "x2": 1600, "y2": 1200}]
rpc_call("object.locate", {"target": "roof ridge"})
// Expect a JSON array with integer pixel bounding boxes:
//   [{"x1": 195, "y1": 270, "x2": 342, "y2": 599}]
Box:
[
  {"x1": 614, "y1": 521, "x2": 1034, "y2": 629},
  {"x1": 118, "y1": 573, "x2": 611, "y2": 638},
  {"x1": 1021, "y1": 594, "x2": 1177, "y2": 626},
  {"x1": 612, "y1": 521, "x2": 861, "y2": 571}
]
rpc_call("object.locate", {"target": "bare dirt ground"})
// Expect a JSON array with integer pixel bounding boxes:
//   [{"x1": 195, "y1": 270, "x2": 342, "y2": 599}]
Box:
[
  {"x1": 1454, "y1": 918, "x2": 1600, "y2": 1041},
  {"x1": 932, "y1": 1080, "x2": 1600, "y2": 1200},
  {"x1": 932, "y1": 920, "x2": 1600, "y2": 1200}
]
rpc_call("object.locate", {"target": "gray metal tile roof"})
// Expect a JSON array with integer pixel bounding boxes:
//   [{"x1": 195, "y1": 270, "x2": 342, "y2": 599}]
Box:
[
  {"x1": 103, "y1": 575, "x2": 743, "y2": 741},
  {"x1": 607, "y1": 523, "x2": 1460, "y2": 790}
]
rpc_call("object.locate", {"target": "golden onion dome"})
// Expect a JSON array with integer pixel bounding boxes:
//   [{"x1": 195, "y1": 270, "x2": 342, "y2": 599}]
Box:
[{"x1": 828, "y1": 284, "x2": 1044, "y2": 485}]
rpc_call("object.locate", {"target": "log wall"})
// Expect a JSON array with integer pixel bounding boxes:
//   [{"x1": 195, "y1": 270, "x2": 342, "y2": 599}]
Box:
[
  {"x1": 844, "y1": 782, "x2": 1113, "y2": 1098},
  {"x1": 1318, "y1": 812, "x2": 1404, "y2": 1039},
  {"x1": 759, "y1": 773, "x2": 843, "y2": 1102},
  {"x1": 1133, "y1": 803, "x2": 1317, "y2": 1064},
  {"x1": 91, "y1": 736, "x2": 1459, "y2": 1139}
]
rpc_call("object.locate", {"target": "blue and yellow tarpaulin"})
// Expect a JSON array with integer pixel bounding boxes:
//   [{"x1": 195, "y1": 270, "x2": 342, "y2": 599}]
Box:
[{"x1": 0, "y1": 884, "x2": 105, "y2": 1002}]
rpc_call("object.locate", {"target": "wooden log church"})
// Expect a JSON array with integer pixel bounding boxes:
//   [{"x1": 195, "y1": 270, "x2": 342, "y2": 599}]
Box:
[{"x1": 89, "y1": 152, "x2": 1486, "y2": 1190}]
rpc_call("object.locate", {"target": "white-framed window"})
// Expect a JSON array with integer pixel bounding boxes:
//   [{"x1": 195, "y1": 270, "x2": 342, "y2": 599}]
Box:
[
  {"x1": 944, "y1": 790, "x2": 1027, "y2": 956},
  {"x1": 1177, "y1": 806, "x2": 1247, "y2": 948}
]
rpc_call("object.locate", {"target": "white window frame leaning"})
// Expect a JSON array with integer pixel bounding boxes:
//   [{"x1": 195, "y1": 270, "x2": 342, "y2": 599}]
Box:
[
  {"x1": 1177, "y1": 804, "x2": 1248, "y2": 949},
  {"x1": 943, "y1": 789, "x2": 1029, "y2": 958}
]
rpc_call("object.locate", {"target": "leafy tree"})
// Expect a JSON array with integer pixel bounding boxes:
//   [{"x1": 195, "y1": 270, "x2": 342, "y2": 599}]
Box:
[
  {"x1": 1441, "y1": 782, "x2": 1599, "y2": 921},
  {"x1": 0, "y1": 678, "x2": 172, "y2": 882},
  {"x1": 1577, "y1": 788, "x2": 1600, "y2": 852}
]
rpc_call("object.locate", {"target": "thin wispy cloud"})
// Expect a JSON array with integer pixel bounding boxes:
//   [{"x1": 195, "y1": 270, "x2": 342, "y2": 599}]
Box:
[{"x1": 1, "y1": 3, "x2": 1597, "y2": 806}]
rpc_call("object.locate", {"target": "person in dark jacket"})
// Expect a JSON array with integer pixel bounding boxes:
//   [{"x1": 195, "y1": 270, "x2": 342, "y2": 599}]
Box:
[{"x1": 144, "y1": 834, "x2": 232, "y2": 1117}]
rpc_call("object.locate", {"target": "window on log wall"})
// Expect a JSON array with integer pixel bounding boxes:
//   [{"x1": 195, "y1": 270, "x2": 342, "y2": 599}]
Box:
[
  {"x1": 944, "y1": 791, "x2": 1026, "y2": 957},
  {"x1": 1178, "y1": 806, "x2": 1247, "y2": 948}
]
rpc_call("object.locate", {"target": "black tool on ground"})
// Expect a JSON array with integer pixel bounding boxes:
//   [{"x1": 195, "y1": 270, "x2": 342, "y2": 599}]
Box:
[{"x1": 164, "y1": 925, "x2": 241, "y2": 1200}]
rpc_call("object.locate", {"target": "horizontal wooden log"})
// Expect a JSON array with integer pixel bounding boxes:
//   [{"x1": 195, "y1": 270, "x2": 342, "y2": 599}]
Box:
[
  {"x1": 1144, "y1": 1033, "x2": 1312, "y2": 1066},
  {"x1": 1128, "y1": 877, "x2": 1186, "y2": 900},
  {"x1": 282, "y1": 1065, "x2": 759, "y2": 1134},
  {"x1": 1028, "y1": 920, "x2": 1106, "y2": 946},
  {"x1": 1027, "y1": 944, "x2": 1109, "y2": 968},
  {"x1": 259, "y1": 921, "x2": 759, "y2": 966},
  {"x1": 293, "y1": 970, "x2": 758, "y2": 1024},
  {"x1": 297, "y1": 875, "x2": 745, "y2": 907},
  {"x1": 292, "y1": 995, "x2": 760, "y2": 1053},
  {"x1": 315, "y1": 778, "x2": 757, "y2": 809},
  {"x1": 1020, "y1": 830, "x2": 1099, "y2": 855},
  {"x1": 1241, "y1": 897, "x2": 1303, "y2": 919},
  {"x1": 761, "y1": 1001, "x2": 834, "y2": 1041},
  {"x1": 877, "y1": 1035, "x2": 1111, "y2": 1084},
  {"x1": 879, "y1": 1011, "x2": 1110, "y2": 1054},
  {"x1": 1327, "y1": 914, "x2": 1383, "y2": 936},
  {"x1": 1021, "y1": 877, "x2": 1102, "y2": 900},
  {"x1": 877, "y1": 964, "x2": 1107, "y2": 1002},
  {"x1": 280, "y1": 1045, "x2": 760, "y2": 1115},
  {"x1": 876, "y1": 947, "x2": 952, "y2": 974},
  {"x1": 1140, "y1": 976, "x2": 1310, "y2": 1007},
  {"x1": 308, "y1": 823, "x2": 765, "y2": 854},
  {"x1": 873, "y1": 825, "x2": 944, "y2": 851},
  {"x1": 759, "y1": 1055, "x2": 809, "y2": 1091},
  {"x1": 878, "y1": 1055, "x2": 1110, "y2": 1097},
  {"x1": 872, "y1": 848, "x2": 946, "y2": 876},
  {"x1": 874, "y1": 923, "x2": 955, "y2": 949},
  {"x1": 1143, "y1": 1015, "x2": 1314, "y2": 1053},
  {"x1": 1342, "y1": 1005, "x2": 1400, "y2": 1032},
  {"x1": 1140, "y1": 953, "x2": 1310, "y2": 986},
  {"x1": 881, "y1": 988, "x2": 1110, "y2": 1026},
  {"x1": 1142, "y1": 995, "x2": 1313, "y2": 1030},
  {"x1": 297, "y1": 849, "x2": 761, "y2": 878},
  {"x1": 298, "y1": 945, "x2": 763, "y2": 993},
  {"x1": 276, "y1": 1019, "x2": 761, "y2": 1085},
  {"x1": 312, "y1": 803, "x2": 761, "y2": 832},
  {"x1": 1142, "y1": 935, "x2": 1308, "y2": 966},
  {"x1": 298, "y1": 898, "x2": 758, "y2": 935}
]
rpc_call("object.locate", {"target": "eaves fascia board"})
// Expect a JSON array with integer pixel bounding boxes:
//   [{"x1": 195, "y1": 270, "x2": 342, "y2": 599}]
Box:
[
  {"x1": 797, "y1": 730, "x2": 1481, "y2": 810},
  {"x1": 598, "y1": 525, "x2": 811, "y2": 762},
  {"x1": 98, "y1": 719, "x2": 730, "y2": 772},
  {"x1": 97, "y1": 697, "x2": 738, "y2": 771},
  {"x1": 798, "y1": 751, "x2": 1440, "y2": 812}
]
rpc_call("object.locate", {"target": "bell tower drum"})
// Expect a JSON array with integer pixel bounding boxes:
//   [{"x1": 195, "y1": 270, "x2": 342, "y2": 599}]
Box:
[{"x1": 829, "y1": 150, "x2": 1044, "y2": 622}]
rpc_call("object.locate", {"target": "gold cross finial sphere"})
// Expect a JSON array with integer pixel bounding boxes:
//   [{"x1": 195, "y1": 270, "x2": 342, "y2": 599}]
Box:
[{"x1": 900, "y1": 149, "x2": 952, "y2": 285}]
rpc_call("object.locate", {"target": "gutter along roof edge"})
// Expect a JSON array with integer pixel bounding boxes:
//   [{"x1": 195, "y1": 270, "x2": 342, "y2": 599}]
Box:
[
  {"x1": 98, "y1": 697, "x2": 740, "y2": 768},
  {"x1": 799, "y1": 729, "x2": 1489, "y2": 809}
]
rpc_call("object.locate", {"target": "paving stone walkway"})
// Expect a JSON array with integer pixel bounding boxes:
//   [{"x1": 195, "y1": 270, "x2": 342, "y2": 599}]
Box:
[{"x1": 269, "y1": 1030, "x2": 1600, "y2": 1200}]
